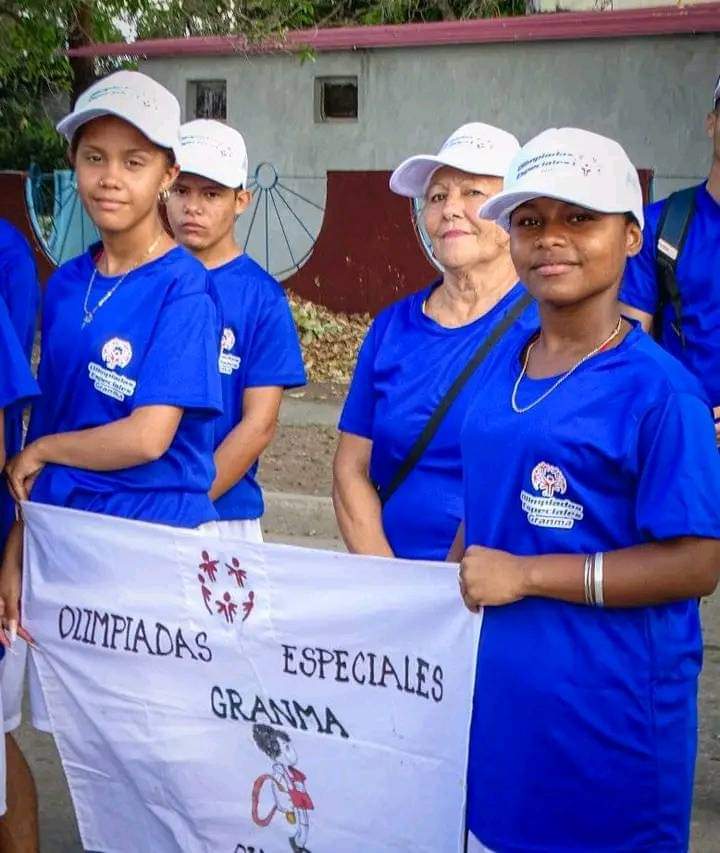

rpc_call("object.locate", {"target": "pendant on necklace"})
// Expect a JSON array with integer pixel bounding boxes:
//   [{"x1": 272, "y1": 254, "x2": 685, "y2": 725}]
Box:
[{"x1": 82, "y1": 311, "x2": 93, "y2": 329}]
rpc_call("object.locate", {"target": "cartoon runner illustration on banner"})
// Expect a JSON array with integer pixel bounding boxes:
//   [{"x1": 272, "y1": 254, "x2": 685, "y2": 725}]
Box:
[{"x1": 251, "y1": 724, "x2": 314, "y2": 853}]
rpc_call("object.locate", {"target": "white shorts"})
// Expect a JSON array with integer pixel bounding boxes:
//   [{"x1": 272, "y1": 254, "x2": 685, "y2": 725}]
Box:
[
  {"x1": 0, "y1": 645, "x2": 20, "y2": 815},
  {"x1": 0, "y1": 639, "x2": 27, "y2": 733},
  {"x1": 0, "y1": 637, "x2": 52, "y2": 734},
  {"x1": 199, "y1": 518, "x2": 264, "y2": 543}
]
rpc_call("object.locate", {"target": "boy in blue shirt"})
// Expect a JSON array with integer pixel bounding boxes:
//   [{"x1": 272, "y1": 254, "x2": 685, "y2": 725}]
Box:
[
  {"x1": 166, "y1": 120, "x2": 306, "y2": 542},
  {"x1": 621, "y1": 73, "x2": 720, "y2": 439},
  {"x1": 459, "y1": 127, "x2": 720, "y2": 852}
]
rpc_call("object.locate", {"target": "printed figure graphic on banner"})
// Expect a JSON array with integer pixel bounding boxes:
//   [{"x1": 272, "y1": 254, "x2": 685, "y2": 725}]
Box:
[
  {"x1": 197, "y1": 549, "x2": 255, "y2": 623},
  {"x1": 252, "y1": 724, "x2": 315, "y2": 853}
]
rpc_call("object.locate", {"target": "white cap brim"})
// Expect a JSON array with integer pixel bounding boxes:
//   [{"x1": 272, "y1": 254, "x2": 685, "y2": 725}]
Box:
[
  {"x1": 57, "y1": 107, "x2": 181, "y2": 160},
  {"x1": 178, "y1": 149, "x2": 245, "y2": 189},
  {"x1": 480, "y1": 177, "x2": 644, "y2": 231},
  {"x1": 390, "y1": 150, "x2": 508, "y2": 198},
  {"x1": 390, "y1": 154, "x2": 454, "y2": 197}
]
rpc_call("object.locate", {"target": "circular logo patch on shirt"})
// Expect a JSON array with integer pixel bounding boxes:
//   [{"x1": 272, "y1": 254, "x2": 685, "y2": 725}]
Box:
[
  {"x1": 520, "y1": 461, "x2": 584, "y2": 530},
  {"x1": 101, "y1": 337, "x2": 133, "y2": 370},
  {"x1": 219, "y1": 327, "x2": 241, "y2": 376},
  {"x1": 221, "y1": 327, "x2": 236, "y2": 353}
]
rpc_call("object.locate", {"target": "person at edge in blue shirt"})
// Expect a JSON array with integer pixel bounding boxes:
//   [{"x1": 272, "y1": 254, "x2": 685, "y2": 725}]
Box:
[
  {"x1": 0, "y1": 275, "x2": 38, "y2": 838},
  {"x1": 0, "y1": 220, "x2": 40, "y2": 848},
  {"x1": 165, "y1": 119, "x2": 306, "y2": 542},
  {"x1": 0, "y1": 71, "x2": 223, "y2": 739},
  {"x1": 334, "y1": 123, "x2": 537, "y2": 561},
  {"x1": 454, "y1": 127, "x2": 720, "y2": 853},
  {"x1": 620, "y1": 73, "x2": 720, "y2": 442}
]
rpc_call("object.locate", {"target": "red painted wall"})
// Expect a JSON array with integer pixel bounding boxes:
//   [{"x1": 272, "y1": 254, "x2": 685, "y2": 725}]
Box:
[
  {"x1": 0, "y1": 172, "x2": 55, "y2": 285},
  {"x1": 285, "y1": 171, "x2": 436, "y2": 315}
]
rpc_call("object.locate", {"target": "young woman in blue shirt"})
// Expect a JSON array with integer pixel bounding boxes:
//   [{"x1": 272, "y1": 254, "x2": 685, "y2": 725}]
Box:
[
  {"x1": 0, "y1": 71, "x2": 223, "y2": 728},
  {"x1": 458, "y1": 127, "x2": 720, "y2": 853}
]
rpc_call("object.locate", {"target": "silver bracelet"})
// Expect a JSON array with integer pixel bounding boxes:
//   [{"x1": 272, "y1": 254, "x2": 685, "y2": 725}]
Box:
[
  {"x1": 593, "y1": 551, "x2": 605, "y2": 607},
  {"x1": 583, "y1": 554, "x2": 595, "y2": 606}
]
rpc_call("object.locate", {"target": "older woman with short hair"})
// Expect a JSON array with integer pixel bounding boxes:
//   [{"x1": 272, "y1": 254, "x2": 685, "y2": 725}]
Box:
[{"x1": 333, "y1": 123, "x2": 536, "y2": 561}]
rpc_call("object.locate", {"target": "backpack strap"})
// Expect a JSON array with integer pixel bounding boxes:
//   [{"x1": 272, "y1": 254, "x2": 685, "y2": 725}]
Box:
[
  {"x1": 376, "y1": 290, "x2": 534, "y2": 507},
  {"x1": 654, "y1": 185, "x2": 698, "y2": 346}
]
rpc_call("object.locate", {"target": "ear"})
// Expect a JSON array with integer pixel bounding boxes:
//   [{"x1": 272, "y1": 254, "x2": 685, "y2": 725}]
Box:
[
  {"x1": 625, "y1": 218, "x2": 643, "y2": 258},
  {"x1": 706, "y1": 110, "x2": 717, "y2": 140},
  {"x1": 234, "y1": 188, "x2": 253, "y2": 216},
  {"x1": 161, "y1": 163, "x2": 181, "y2": 195}
]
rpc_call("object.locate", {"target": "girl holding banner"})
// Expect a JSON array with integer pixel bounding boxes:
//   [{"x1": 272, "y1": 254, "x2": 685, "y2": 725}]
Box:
[
  {"x1": 458, "y1": 128, "x2": 720, "y2": 852},
  {"x1": 0, "y1": 71, "x2": 223, "y2": 716},
  {"x1": 334, "y1": 123, "x2": 536, "y2": 562},
  {"x1": 165, "y1": 120, "x2": 306, "y2": 543}
]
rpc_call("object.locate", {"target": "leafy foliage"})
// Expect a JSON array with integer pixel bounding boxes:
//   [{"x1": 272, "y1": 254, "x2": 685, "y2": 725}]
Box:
[{"x1": 288, "y1": 290, "x2": 371, "y2": 383}]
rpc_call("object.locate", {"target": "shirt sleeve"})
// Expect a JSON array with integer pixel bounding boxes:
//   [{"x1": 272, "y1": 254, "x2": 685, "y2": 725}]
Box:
[
  {"x1": 635, "y1": 391, "x2": 720, "y2": 541},
  {"x1": 133, "y1": 284, "x2": 223, "y2": 416},
  {"x1": 619, "y1": 206, "x2": 661, "y2": 315},
  {"x1": 0, "y1": 296, "x2": 38, "y2": 410},
  {"x1": 244, "y1": 287, "x2": 306, "y2": 389},
  {"x1": 338, "y1": 322, "x2": 378, "y2": 439},
  {"x1": 0, "y1": 234, "x2": 39, "y2": 354}
]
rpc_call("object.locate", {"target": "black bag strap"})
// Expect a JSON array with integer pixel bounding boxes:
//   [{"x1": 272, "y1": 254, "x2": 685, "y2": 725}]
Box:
[
  {"x1": 654, "y1": 185, "x2": 698, "y2": 347},
  {"x1": 376, "y1": 290, "x2": 534, "y2": 506}
]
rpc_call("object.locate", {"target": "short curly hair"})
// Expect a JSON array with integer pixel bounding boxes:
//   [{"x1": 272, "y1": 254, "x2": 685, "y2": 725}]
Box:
[{"x1": 252, "y1": 724, "x2": 290, "y2": 760}]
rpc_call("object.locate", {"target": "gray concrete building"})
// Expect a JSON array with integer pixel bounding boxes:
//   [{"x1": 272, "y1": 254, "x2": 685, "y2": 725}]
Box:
[{"x1": 71, "y1": 5, "x2": 719, "y2": 301}]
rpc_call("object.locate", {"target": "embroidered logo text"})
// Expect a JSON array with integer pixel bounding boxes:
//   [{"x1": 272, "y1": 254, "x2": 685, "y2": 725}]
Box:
[{"x1": 520, "y1": 461, "x2": 583, "y2": 530}]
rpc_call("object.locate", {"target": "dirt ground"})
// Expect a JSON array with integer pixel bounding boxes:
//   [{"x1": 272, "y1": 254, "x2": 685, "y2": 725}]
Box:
[{"x1": 259, "y1": 424, "x2": 337, "y2": 496}]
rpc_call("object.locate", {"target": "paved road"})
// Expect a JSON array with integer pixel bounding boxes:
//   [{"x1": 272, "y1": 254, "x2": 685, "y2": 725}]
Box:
[{"x1": 12, "y1": 549, "x2": 720, "y2": 851}]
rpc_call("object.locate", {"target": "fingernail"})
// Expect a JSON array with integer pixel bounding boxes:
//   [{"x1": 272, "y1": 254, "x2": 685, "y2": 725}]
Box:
[{"x1": 8, "y1": 621, "x2": 17, "y2": 645}]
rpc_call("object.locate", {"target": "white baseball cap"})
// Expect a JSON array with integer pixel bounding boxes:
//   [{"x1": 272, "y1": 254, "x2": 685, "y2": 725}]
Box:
[
  {"x1": 480, "y1": 127, "x2": 644, "y2": 230},
  {"x1": 57, "y1": 70, "x2": 181, "y2": 159},
  {"x1": 389, "y1": 122, "x2": 520, "y2": 197},
  {"x1": 178, "y1": 120, "x2": 249, "y2": 189}
]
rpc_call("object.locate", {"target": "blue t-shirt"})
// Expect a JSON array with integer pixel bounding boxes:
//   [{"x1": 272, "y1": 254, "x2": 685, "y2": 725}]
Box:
[
  {"x1": 339, "y1": 281, "x2": 537, "y2": 560},
  {"x1": 29, "y1": 245, "x2": 223, "y2": 529},
  {"x1": 211, "y1": 254, "x2": 305, "y2": 521},
  {"x1": 621, "y1": 182, "x2": 720, "y2": 405},
  {"x1": 0, "y1": 220, "x2": 40, "y2": 547},
  {"x1": 461, "y1": 322, "x2": 720, "y2": 852}
]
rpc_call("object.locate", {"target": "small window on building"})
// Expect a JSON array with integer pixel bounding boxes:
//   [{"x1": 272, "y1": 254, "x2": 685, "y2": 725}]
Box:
[
  {"x1": 314, "y1": 77, "x2": 358, "y2": 122},
  {"x1": 188, "y1": 80, "x2": 227, "y2": 120}
]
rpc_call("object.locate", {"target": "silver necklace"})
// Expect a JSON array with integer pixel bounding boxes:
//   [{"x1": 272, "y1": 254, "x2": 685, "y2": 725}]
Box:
[
  {"x1": 82, "y1": 234, "x2": 163, "y2": 329},
  {"x1": 511, "y1": 318, "x2": 623, "y2": 414}
]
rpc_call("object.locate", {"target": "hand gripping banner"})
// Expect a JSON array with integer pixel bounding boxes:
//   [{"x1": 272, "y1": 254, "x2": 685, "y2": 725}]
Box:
[{"x1": 21, "y1": 503, "x2": 480, "y2": 853}]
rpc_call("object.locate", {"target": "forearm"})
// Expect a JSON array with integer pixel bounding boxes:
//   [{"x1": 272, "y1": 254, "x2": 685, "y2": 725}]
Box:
[
  {"x1": 446, "y1": 523, "x2": 464, "y2": 562},
  {"x1": 332, "y1": 473, "x2": 394, "y2": 558},
  {"x1": 523, "y1": 537, "x2": 720, "y2": 607},
  {"x1": 33, "y1": 407, "x2": 181, "y2": 471},
  {"x1": 210, "y1": 419, "x2": 276, "y2": 502},
  {"x1": 1, "y1": 519, "x2": 22, "y2": 574}
]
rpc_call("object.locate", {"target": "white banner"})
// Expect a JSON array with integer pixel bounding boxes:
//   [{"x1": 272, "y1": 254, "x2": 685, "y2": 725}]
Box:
[{"x1": 22, "y1": 502, "x2": 480, "y2": 853}]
